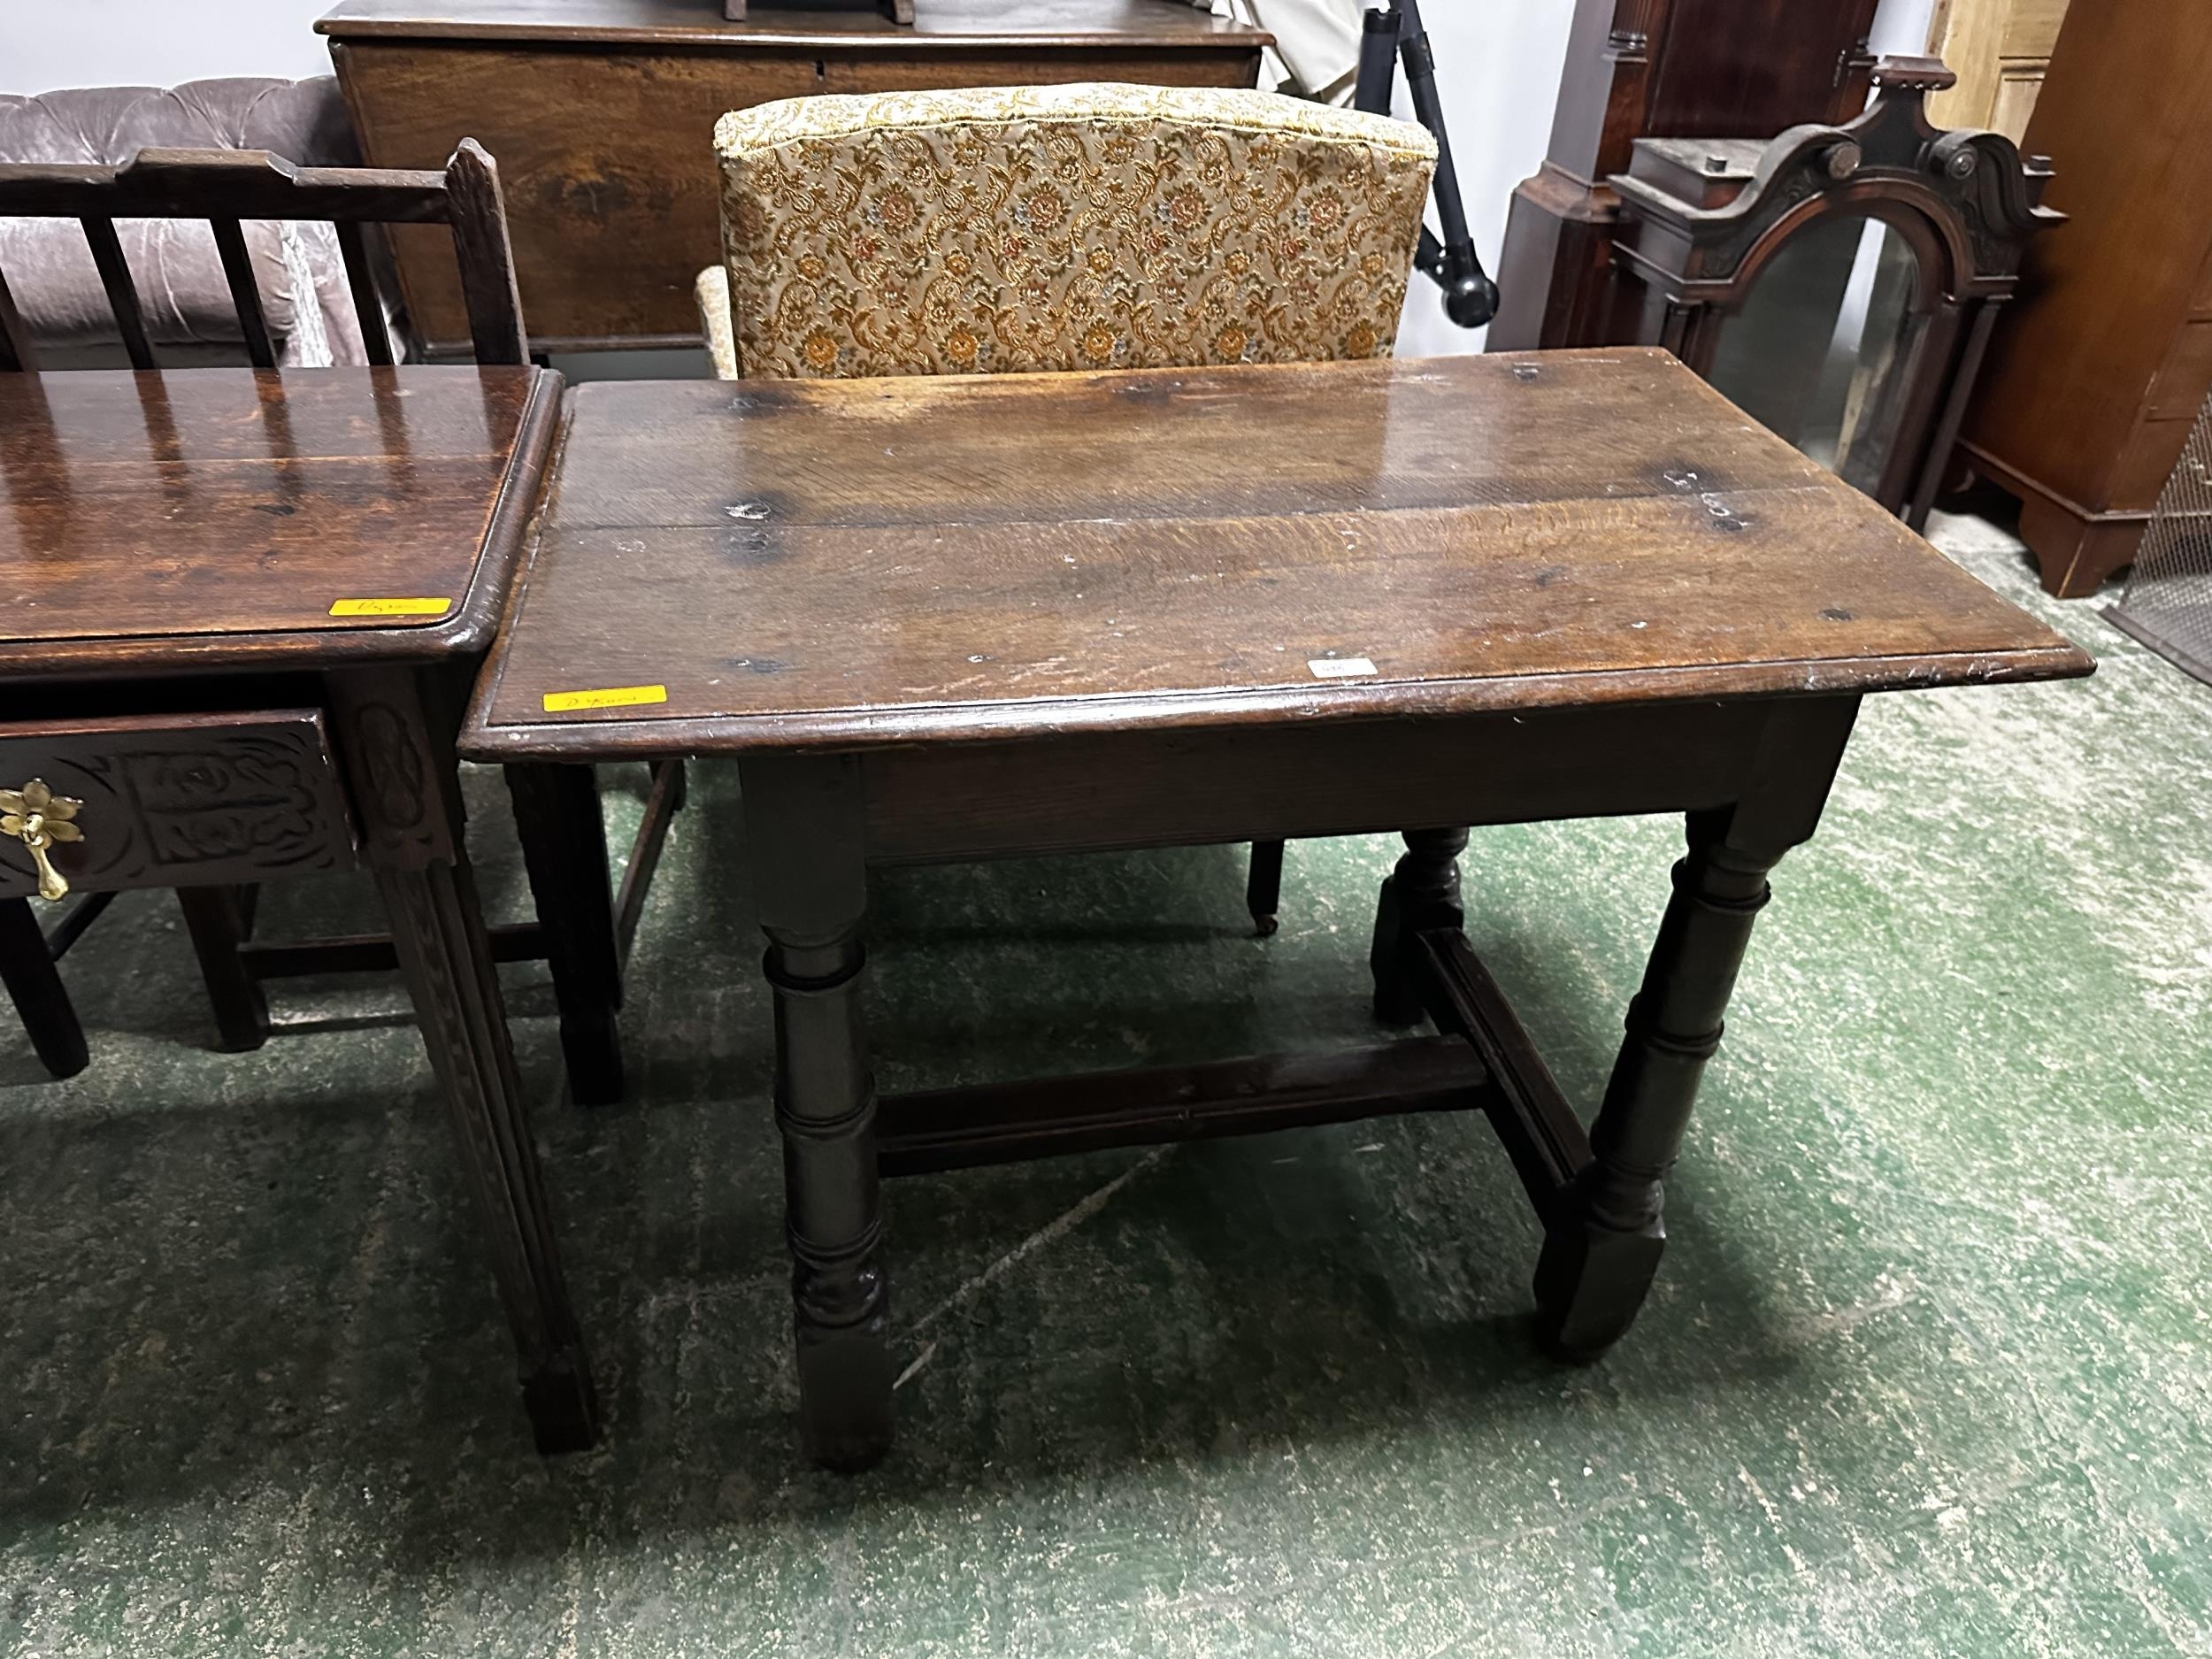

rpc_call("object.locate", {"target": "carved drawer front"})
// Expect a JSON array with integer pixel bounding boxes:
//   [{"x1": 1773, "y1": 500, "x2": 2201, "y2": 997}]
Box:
[{"x1": 0, "y1": 710, "x2": 355, "y2": 901}]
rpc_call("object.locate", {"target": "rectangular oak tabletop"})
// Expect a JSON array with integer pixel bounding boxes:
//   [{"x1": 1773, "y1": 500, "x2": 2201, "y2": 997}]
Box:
[
  {"x1": 462, "y1": 350, "x2": 2093, "y2": 758},
  {"x1": 0, "y1": 365, "x2": 556, "y2": 680}
]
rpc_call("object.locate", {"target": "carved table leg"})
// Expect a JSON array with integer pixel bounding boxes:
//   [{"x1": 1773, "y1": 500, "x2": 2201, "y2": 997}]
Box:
[
  {"x1": 506, "y1": 762, "x2": 624, "y2": 1107},
  {"x1": 1535, "y1": 699, "x2": 1859, "y2": 1360},
  {"x1": 1371, "y1": 826, "x2": 1470, "y2": 1025},
  {"x1": 742, "y1": 753, "x2": 893, "y2": 1471},
  {"x1": 334, "y1": 668, "x2": 598, "y2": 1452},
  {"x1": 2, "y1": 897, "x2": 87, "y2": 1079},
  {"x1": 176, "y1": 885, "x2": 269, "y2": 1052}
]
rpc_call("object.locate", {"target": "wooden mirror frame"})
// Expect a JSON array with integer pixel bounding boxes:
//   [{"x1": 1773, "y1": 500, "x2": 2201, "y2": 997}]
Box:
[{"x1": 1608, "y1": 56, "x2": 2060, "y2": 527}]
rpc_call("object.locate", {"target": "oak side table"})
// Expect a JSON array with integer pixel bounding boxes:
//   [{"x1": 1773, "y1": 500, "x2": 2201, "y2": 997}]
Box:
[
  {"x1": 463, "y1": 350, "x2": 2093, "y2": 1469},
  {"x1": 1, "y1": 365, "x2": 612, "y2": 1451}
]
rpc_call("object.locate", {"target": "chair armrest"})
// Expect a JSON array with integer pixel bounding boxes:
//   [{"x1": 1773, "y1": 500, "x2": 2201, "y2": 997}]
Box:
[{"x1": 695, "y1": 265, "x2": 739, "y2": 380}]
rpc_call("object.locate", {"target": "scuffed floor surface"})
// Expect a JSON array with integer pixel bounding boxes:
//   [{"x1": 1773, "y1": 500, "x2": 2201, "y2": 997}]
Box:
[{"x1": 3, "y1": 516, "x2": 2208, "y2": 1657}]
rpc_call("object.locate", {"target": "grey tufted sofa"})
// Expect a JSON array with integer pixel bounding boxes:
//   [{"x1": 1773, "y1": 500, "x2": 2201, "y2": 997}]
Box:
[{"x1": 0, "y1": 77, "x2": 378, "y2": 365}]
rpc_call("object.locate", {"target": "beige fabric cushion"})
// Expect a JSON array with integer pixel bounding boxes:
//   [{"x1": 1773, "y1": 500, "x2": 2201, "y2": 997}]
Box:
[{"x1": 710, "y1": 81, "x2": 1435, "y2": 380}]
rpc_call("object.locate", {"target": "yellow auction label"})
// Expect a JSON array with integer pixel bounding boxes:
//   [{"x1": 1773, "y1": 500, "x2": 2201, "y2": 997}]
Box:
[
  {"x1": 329, "y1": 596, "x2": 453, "y2": 618},
  {"x1": 541, "y1": 684, "x2": 670, "y2": 713}
]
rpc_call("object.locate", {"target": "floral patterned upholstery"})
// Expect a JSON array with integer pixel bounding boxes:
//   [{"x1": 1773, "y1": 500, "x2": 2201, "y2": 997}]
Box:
[{"x1": 702, "y1": 81, "x2": 1435, "y2": 380}]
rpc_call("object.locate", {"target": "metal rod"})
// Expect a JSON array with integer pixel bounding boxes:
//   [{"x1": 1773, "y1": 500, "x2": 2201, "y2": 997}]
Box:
[{"x1": 1354, "y1": 0, "x2": 1498, "y2": 329}]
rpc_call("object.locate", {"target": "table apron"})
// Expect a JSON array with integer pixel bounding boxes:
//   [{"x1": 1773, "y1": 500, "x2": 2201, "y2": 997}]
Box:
[{"x1": 858, "y1": 698, "x2": 1784, "y2": 864}]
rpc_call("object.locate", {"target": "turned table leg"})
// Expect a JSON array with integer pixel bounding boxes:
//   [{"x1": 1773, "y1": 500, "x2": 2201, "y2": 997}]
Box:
[
  {"x1": 334, "y1": 668, "x2": 598, "y2": 1451},
  {"x1": 742, "y1": 754, "x2": 893, "y2": 1471},
  {"x1": 506, "y1": 762, "x2": 625, "y2": 1107},
  {"x1": 1, "y1": 896, "x2": 87, "y2": 1079},
  {"x1": 1536, "y1": 700, "x2": 1859, "y2": 1359},
  {"x1": 1371, "y1": 826, "x2": 1470, "y2": 1025}
]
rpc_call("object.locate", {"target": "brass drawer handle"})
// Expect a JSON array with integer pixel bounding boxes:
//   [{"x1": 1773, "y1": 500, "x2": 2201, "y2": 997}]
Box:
[{"x1": 1, "y1": 780, "x2": 84, "y2": 902}]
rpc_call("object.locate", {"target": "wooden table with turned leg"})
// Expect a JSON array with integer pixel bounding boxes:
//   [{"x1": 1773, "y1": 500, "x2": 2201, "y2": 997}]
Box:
[
  {"x1": 462, "y1": 349, "x2": 2093, "y2": 1470},
  {"x1": 0, "y1": 364, "x2": 617, "y2": 1450}
]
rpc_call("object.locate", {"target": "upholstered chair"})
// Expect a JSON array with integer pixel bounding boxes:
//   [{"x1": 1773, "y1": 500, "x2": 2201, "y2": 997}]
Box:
[{"x1": 695, "y1": 81, "x2": 1435, "y2": 930}]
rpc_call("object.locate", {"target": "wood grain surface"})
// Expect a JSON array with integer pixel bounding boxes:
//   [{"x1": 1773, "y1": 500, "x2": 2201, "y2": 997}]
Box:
[
  {"x1": 0, "y1": 365, "x2": 557, "y2": 677},
  {"x1": 463, "y1": 350, "x2": 2092, "y2": 759}
]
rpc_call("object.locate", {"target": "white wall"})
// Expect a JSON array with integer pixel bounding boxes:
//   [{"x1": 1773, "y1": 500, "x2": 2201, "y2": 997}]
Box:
[
  {"x1": 1, "y1": 2, "x2": 334, "y2": 95},
  {"x1": 1392, "y1": 0, "x2": 1578, "y2": 357}
]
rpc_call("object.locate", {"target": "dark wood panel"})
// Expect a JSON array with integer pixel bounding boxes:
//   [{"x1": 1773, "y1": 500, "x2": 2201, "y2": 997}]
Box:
[
  {"x1": 0, "y1": 710, "x2": 355, "y2": 899},
  {"x1": 319, "y1": 0, "x2": 1273, "y2": 50},
  {"x1": 464, "y1": 354, "x2": 2093, "y2": 759},
  {"x1": 1960, "y1": 0, "x2": 2212, "y2": 591},
  {"x1": 327, "y1": 4, "x2": 1263, "y2": 353},
  {"x1": 0, "y1": 366, "x2": 558, "y2": 677}
]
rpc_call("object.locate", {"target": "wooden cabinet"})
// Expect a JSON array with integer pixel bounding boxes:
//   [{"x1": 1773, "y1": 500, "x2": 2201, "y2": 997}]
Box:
[
  {"x1": 1926, "y1": 0, "x2": 2070, "y2": 142},
  {"x1": 1485, "y1": 0, "x2": 1882, "y2": 352},
  {"x1": 319, "y1": 0, "x2": 1271, "y2": 357},
  {"x1": 1956, "y1": 0, "x2": 2212, "y2": 595}
]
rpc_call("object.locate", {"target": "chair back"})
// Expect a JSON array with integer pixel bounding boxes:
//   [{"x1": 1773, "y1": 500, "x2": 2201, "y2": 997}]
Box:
[
  {"x1": 0, "y1": 139, "x2": 525, "y2": 371},
  {"x1": 709, "y1": 82, "x2": 1436, "y2": 380}
]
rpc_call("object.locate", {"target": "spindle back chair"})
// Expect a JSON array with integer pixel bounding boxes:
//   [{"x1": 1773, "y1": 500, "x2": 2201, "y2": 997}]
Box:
[{"x1": 0, "y1": 137, "x2": 517, "y2": 371}]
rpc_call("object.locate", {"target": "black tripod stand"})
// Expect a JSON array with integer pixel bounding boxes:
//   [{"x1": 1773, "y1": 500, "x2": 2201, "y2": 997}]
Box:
[{"x1": 1355, "y1": 0, "x2": 1499, "y2": 329}]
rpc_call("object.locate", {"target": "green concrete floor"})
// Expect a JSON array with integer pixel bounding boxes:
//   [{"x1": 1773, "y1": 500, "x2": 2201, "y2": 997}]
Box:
[{"x1": 3, "y1": 516, "x2": 2208, "y2": 1657}]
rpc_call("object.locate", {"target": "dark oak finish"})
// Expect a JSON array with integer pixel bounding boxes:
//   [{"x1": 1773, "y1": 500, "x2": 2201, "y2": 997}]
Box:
[
  {"x1": 0, "y1": 140, "x2": 659, "y2": 1127},
  {"x1": 1956, "y1": 0, "x2": 2212, "y2": 595},
  {"x1": 1487, "y1": 0, "x2": 1882, "y2": 353},
  {"x1": 878, "y1": 1037, "x2": 1488, "y2": 1177},
  {"x1": 319, "y1": 0, "x2": 1271, "y2": 356},
  {"x1": 505, "y1": 763, "x2": 624, "y2": 1104},
  {"x1": 463, "y1": 353, "x2": 2090, "y2": 1469},
  {"x1": 0, "y1": 366, "x2": 539, "y2": 669},
  {"x1": 469, "y1": 353, "x2": 2085, "y2": 762},
  {"x1": 0, "y1": 365, "x2": 602, "y2": 1450}
]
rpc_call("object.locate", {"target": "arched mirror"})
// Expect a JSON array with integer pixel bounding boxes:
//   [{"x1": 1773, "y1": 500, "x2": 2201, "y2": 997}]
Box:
[
  {"x1": 1706, "y1": 214, "x2": 1928, "y2": 495},
  {"x1": 1607, "y1": 57, "x2": 2060, "y2": 526}
]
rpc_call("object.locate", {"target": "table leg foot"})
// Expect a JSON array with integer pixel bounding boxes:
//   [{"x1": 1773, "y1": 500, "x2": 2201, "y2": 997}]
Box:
[
  {"x1": 1533, "y1": 1199, "x2": 1666, "y2": 1361},
  {"x1": 1371, "y1": 826, "x2": 1468, "y2": 1025},
  {"x1": 1533, "y1": 805, "x2": 1791, "y2": 1360},
  {"x1": 521, "y1": 1346, "x2": 602, "y2": 1454},
  {"x1": 2, "y1": 896, "x2": 88, "y2": 1079},
  {"x1": 795, "y1": 1269, "x2": 895, "y2": 1472},
  {"x1": 1245, "y1": 839, "x2": 1284, "y2": 937}
]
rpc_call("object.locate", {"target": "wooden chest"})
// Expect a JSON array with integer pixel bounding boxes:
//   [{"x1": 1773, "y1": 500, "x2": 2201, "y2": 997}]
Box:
[
  {"x1": 319, "y1": 0, "x2": 1272, "y2": 357},
  {"x1": 1956, "y1": 0, "x2": 2212, "y2": 595}
]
